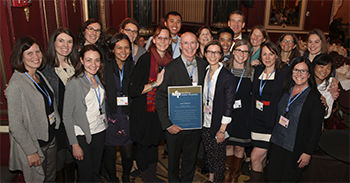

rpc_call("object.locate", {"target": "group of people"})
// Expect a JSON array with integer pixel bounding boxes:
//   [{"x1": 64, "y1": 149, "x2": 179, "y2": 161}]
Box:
[{"x1": 5, "y1": 9, "x2": 341, "y2": 183}]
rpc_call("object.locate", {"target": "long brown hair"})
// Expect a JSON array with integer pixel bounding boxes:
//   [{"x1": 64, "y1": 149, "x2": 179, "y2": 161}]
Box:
[
  {"x1": 306, "y1": 29, "x2": 328, "y2": 54},
  {"x1": 276, "y1": 33, "x2": 301, "y2": 63},
  {"x1": 259, "y1": 42, "x2": 286, "y2": 71},
  {"x1": 226, "y1": 39, "x2": 253, "y2": 74},
  {"x1": 147, "y1": 25, "x2": 173, "y2": 56}
]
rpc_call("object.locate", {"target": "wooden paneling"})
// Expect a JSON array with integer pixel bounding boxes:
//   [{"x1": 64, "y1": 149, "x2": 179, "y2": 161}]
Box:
[{"x1": 165, "y1": 0, "x2": 205, "y2": 23}]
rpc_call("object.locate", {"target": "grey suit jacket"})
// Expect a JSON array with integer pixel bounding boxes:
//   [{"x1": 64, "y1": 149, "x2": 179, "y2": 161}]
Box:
[
  {"x1": 156, "y1": 56, "x2": 208, "y2": 130},
  {"x1": 63, "y1": 73, "x2": 106, "y2": 145},
  {"x1": 7, "y1": 70, "x2": 60, "y2": 182}
]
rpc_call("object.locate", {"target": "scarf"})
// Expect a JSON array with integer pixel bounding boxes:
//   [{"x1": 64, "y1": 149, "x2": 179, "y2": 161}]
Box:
[
  {"x1": 54, "y1": 59, "x2": 75, "y2": 85},
  {"x1": 146, "y1": 47, "x2": 173, "y2": 112}
]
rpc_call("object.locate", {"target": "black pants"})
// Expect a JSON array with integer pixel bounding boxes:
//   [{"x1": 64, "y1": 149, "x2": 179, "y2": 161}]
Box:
[
  {"x1": 135, "y1": 143, "x2": 158, "y2": 171},
  {"x1": 104, "y1": 143, "x2": 133, "y2": 181},
  {"x1": 267, "y1": 143, "x2": 304, "y2": 182},
  {"x1": 75, "y1": 131, "x2": 105, "y2": 182}
]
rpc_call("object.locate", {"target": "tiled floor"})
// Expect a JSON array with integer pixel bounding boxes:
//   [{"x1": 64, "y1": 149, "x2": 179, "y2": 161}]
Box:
[{"x1": 112, "y1": 144, "x2": 250, "y2": 183}]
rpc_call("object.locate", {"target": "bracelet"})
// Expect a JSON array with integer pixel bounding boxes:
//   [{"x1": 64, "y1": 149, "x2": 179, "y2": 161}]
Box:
[
  {"x1": 150, "y1": 82, "x2": 157, "y2": 89},
  {"x1": 219, "y1": 131, "x2": 225, "y2": 134}
]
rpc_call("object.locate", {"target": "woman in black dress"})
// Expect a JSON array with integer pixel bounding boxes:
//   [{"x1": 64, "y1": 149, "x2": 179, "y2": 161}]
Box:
[
  {"x1": 224, "y1": 39, "x2": 253, "y2": 182},
  {"x1": 129, "y1": 25, "x2": 172, "y2": 182}
]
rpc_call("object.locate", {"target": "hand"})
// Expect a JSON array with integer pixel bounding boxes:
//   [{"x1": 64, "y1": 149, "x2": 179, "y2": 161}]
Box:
[
  {"x1": 27, "y1": 152, "x2": 41, "y2": 167},
  {"x1": 215, "y1": 131, "x2": 225, "y2": 144},
  {"x1": 156, "y1": 69, "x2": 165, "y2": 86},
  {"x1": 72, "y1": 143, "x2": 84, "y2": 161},
  {"x1": 3, "y1": 84, "x2": 8, "y2": 99},
  {"x1": 251, "y1": 59, "x2": 261, "y2": 67},
  {"x1": 320, "y1": 95, "x2": 328, "y2": 109},
  {"x1": 328, "y1": 78, "x2": 339, "y2": 100},
  {"x1": 297, "y1": 153, "x2": 311, "y2": 168},
  {"x1": 167, "y1": 125, "x2": 183, "y2": 135}
]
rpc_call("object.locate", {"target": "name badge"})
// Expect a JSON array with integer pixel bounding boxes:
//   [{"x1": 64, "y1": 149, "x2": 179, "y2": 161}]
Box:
[
  {"x1": 48, "y1": 112, "x2": 56, "y2": 125},
  {"x1": 192, "y1": 82, "x2": 198, "y2": 86},
  {"x1": 255, "y1": 100, "x2": 263, "y2": 111},
  {"x1": 98, "y1": 113, "x2": 106, "y2": 124},
  {"x1": 117, "y1": 96, "x2": 128, "y2": 106},
  {"x1": 204, "y1": 105, "x2": 212, "y2": 114},
  {"x1": 233, "y1": 99, "x2": 242, "y2": 109},
  {"x1": 279, "y1": 115, "x2": 290, "y2": 128}
]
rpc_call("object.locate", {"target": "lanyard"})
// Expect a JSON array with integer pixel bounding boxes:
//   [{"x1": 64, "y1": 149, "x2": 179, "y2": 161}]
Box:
[
  {"x1": 259, "y1": 69, "x2": 275, "y2": 96},
  {"x1": 25, "y1": 72, "x2": 52, "y2": 106},
  {"x1": 183, "y1": 62, "x2": 196, "y2": 82},
  {"x1": 235, "y1": 67, "x2": 245, "y2": 94},
  {"x1": 132, "y1": 44, "x2": 135, "y2": 61},
  {"x1": 85, "y1": 74, "x2": 102, "y2": 113},
  {"x1": 206, "y1": 65, "x2": 220, "y2": 105},
  {"x1": 286, "y1": 85, "x2": 309, "y2": 113},
  {"x1": 118, "y1": 63, "x2": 125, "y2": 92}
]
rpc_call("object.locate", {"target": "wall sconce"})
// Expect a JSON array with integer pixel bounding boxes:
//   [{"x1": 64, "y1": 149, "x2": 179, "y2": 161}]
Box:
[{"x1": 12, "y1": 0, "x2": 32, "y2": 22}]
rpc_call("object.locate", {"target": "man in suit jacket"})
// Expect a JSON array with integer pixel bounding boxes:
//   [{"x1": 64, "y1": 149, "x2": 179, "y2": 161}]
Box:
[
  {"x1": 229, "y1": 10, "x2": 249, "y2": 51},
  {"x1": 156, "y1": 32, "x2": 208, "y2": 182}
]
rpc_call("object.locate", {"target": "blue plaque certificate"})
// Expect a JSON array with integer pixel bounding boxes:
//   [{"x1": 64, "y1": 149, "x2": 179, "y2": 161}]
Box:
[{"x1": 168, "y1": 86, "x2": 202, "y2": 130}]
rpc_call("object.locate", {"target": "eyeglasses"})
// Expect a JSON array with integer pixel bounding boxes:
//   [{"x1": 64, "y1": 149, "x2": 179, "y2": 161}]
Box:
[
  {"x1": 234, "y1": 49, "x2": 249, "y2": 55},
  {"x1": 292, "y1": 69, "x2": 308, "y2": 75},
  {"x1": 86, "y1": 27, "x2": 101, "y2": 34},
  {"x1": 155, "y1": 36, "x2": 170, "y2": 41},
  {"x1": 124, "y1": 29, "x2": 138, "y2": 34},
  {"x1": 282, "y1": 40, "x2": 294, "y2": 44},
  {"x1": 205, "y1": 50, "x2": 221, "y2": 56}
]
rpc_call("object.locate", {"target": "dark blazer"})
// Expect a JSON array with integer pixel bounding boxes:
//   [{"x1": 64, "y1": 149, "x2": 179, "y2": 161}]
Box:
[
  {"x1": 249, "y1": 64, "x2": 289, "y2": 132},
  {"x1": 156, "y1": 56, "x2": 208, "y2": 130},
  {"x1": 208, "y1": 67, "x2": 237, "y2": 137},
  {"x1": 292, "y1": 89, "x2": 325, "y2": 167}
]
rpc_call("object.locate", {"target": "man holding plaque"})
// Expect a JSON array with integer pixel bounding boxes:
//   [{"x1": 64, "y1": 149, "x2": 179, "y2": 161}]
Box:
[{"x1": 156, "y1": 32, "x2": 208, "y2": 182}]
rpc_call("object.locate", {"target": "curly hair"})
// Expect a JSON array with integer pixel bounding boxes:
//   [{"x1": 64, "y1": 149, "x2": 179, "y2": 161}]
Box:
[{"x1": 77, "y1": 19, "x2": 104, "y2": 49}]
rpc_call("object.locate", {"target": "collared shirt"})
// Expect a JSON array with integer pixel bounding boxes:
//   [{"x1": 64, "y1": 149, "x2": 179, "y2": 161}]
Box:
[
  {"x1": 145, "y1": 35, "x2": 181, "y2": 59},
  {"x1": 230, "y1": 33, "x2": 243, "y2": 51},
  {"x1": 181, "y1": 55, "x2": 198, "y2": 84},
  {"x1": 250, "y1": 47, "x2": 261, "y2": 63},
  {"x1": 203, "y1": 62, "x2": 231, "y2": 128},
  {"x1": 223, "y1": 52, "x2": 231, "y2": 63},
  {"x1": 318, "y1": 77, "x2": 334, "y2": 119}
]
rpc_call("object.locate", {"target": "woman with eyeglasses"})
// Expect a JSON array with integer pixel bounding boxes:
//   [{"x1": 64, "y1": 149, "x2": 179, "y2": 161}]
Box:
[
  {"x1": 276, "y1": 33, "x2": 301, "y2": 64},
  {"x1": 249, "y1": 42, "x2": 288, "y2": 182},
  {"x1": 7, "y1": 36, "x2": 60, "y2": 182},
  {"x1": 120, "y1": 18, "x2": 147, "y2": 64},
  {"x1": 201, "y1": 40, "x2": 236, "y2": 183},
  {"x1": 77, "y1": 19, "x2": 104, "y2": 53},
  {"x1": 196, "y1": 26, "x2": 213, "y2": 58},
  {"x1": 223, "y1": 39, "x2": 253, "y2": 183},
  {"x1": 129, "y1": 25, "x2": 172, "y2": 182},
  {"x1": 267, "y1": 57, "x2": 324, "y2": 182}
]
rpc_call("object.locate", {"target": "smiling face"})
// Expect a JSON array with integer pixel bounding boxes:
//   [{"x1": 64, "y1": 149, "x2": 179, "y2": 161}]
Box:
[
  {"x1": 55, "y1": 33, "x2": 73, "y2": 59},
  {"x1": 307, "y1": 34, "x2": 322, "y2": 56},
  {"x1": 292, "y1": 62, "x2": 310, "y2": 87},
  {"x1": 198, "y1": 28, "x2": 213, "y2": 46},
  {"x1": 80, "y1": 50, "x2": 101, "y2": 77},
  {"x1": 205, "y1": 45, "x2": 222, "y2": 66},
  {"x1": 314, "y1": 62, "x2": 332, "y2": 82},
  {"x1": 113, "y1": 39, "x2": 130, "y2": 62},
  {"x1": 180, "y1": 32, "x2": 199, "y2": 61},
  {"x1": 121, "y1": 23, "x2": 138, "y2": 43},
  {"x1": 22, "y1": 43, "x2": 42, "y2": 73},
  {"x1": 83, "y1": 23, "x2": 101, "y2": 45},
  {"x1": 153, "y1": 29, "x2": 172, "y2": 54},
  {"x1": 234, "y1": 45, "x2": 249, "y2": 65},
  {"x1": 164, "y1": 15, "x2": 182, "y2": 37},
  {"x1": 219, "y1": 32, "x2": 233, "y2": 55},
  {"x1": 261, "y1": 46, "x2": 276, "y2": 69},
  {"x1": 250, "y1": 29, "x2": 266, "y2": 47},
  {"x1": 228, "y1": 14, "x2": 245, "y2": 36},
  {"x1": 280, "y1": 35, "x2": 296, "y2": 52}
]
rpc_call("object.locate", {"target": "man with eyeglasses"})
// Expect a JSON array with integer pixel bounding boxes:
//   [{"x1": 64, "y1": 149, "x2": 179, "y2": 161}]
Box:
[
  {"x1": 156, "y1": 32, "x2": 208, "y2": 182},
  {"x1": 215, "y1": 28, "x2": 234, "y2": 63},
  {"x1": 146, "y1": 11, "x2": 182, "y2": 59}
]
